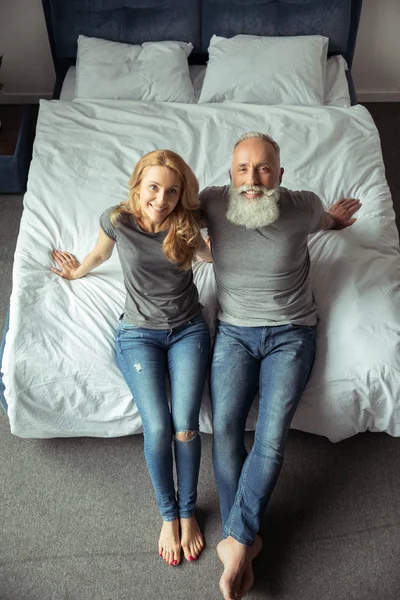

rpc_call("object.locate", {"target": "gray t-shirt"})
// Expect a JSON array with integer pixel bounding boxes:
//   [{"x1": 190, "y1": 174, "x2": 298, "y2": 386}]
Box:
[
  {"x1": 100, "y1": 207, "x2": 201, "y2": 328},
  {"x1": 199, "y1": 185, "x2": 325, "y2": 326}
]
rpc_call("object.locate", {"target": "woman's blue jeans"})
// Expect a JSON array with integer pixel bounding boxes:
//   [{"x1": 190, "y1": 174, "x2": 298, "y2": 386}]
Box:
[
  {"x1": 116, "y1": 313, "x2": 210, "y2": 522},
  {"x1": 211, "y1": 321, "x2": 316, "y2": 546}
]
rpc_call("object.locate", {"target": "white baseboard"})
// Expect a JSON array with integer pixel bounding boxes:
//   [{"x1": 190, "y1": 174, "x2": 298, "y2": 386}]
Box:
[
  {"x1": 0, "y1": 93, "x2": 52, "y2": 104},
  {"x1": 356, "y1": 91, "x2": 400, "y2": 102}
]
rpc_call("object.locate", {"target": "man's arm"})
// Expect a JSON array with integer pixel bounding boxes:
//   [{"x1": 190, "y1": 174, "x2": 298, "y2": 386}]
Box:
[{"x1": 320, "y1": 197, "x2": 362, "y2": 230}]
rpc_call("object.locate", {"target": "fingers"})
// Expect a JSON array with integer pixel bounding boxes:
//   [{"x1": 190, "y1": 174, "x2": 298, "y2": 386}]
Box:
[
  {"x1": 338, "y1": 197, "x2": 361, "y2": 205},
  {"x1": 52, "y1": 249, "x2": 79, "y2": 269},
  {"x1": 51, "y1": 249, "x2": 78, "y2": 278},
  {"x1": 52, "y1": 249, "x2": 69, "y2": 264},
  {"x1": 338, "y1": 199, "x2": 362, "y2": 213}
]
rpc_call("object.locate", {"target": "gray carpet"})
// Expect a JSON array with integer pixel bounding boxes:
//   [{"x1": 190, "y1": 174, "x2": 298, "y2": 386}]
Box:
[{"x1": 1, "y1": 103, "x2": 400, "y2": 600}]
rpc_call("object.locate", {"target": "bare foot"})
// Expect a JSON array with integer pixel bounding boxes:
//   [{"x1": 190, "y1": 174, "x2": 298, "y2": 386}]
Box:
[
  {"x1": 217, "y1": 535, "x2": 262, "y2": 599},
  {"x1": 158, "y1": 519, "x2": 181, "y2": 566},
  {"x1": 180, "y1": 515, "x2": 204, "y2": 561},
  {"x1": 238, "y1": 536, "x2": 262, "y2": 598}
]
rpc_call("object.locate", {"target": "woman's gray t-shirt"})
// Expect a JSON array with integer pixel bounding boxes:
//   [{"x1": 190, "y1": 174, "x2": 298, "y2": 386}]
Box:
[{"x1": 100, "y1": 207, "x2": 201, "y2": 329}]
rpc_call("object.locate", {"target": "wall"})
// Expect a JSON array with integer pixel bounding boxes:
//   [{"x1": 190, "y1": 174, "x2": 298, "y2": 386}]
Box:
[
  {"x1": 0, "y1": 0, "x2": 399, "y2": 103},
  {"x1": 352, "y1": 0, "x2": 400, "y2": 101},
  {"x1": 0, "y1": 0, "x2": 55, "y2": 102}
]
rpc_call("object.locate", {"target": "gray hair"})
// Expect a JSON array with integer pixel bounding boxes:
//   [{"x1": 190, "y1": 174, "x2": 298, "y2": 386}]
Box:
[{"x1": 233, "y1": 132, "x2": 280, "y2": 165}]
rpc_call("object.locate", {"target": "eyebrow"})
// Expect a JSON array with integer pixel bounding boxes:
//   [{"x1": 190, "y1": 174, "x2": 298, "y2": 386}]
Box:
[
  {"x1": 237, "y1": 161, "x2": 270, "y2": 168},
  {"x1": 149, "y1": 180, "x2": 181, "y2": 188}
]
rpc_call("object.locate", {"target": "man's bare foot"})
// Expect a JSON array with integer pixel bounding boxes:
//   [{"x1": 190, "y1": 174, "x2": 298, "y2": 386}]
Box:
[
  {"x1": 217, "y1": 535, "x2": 262, "y2": 600},
  {"x1": 158, "y1": 519, "x2": 181, "y2": 566},
  {"x1": 180, "y1": 515, "x2": 204, "y2": 561}
]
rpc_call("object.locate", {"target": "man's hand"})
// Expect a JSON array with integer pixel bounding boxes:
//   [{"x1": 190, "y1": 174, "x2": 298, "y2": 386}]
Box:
[
  {"x1": 51, "y1": 250, "x2": 81, "y2": 279},
  {"x1": 325, "y1": 197, "x2": 362, "y2": 230}
]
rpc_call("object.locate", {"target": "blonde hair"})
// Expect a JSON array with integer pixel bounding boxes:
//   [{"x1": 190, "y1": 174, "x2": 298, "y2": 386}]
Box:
[{"x1": 111, "y1": 150, "x2": 200, "y2": 270}]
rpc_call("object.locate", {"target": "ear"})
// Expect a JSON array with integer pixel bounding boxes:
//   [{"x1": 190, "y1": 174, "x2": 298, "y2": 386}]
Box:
[
  {"x1": 279, "y1": 167, "x2": 284, "y2": 184},
  {"x1": 229, "y1": 169, "x2": 232, "y2": 182}
]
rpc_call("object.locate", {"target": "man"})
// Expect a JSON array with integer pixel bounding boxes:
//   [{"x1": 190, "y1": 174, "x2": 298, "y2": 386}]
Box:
[{"x1": 199, "y1": 132, "x2": 361, "y2": 600}]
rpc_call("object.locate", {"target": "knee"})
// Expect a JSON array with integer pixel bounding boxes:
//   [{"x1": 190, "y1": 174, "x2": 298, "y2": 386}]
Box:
[
  {"x1": 144, "y1": 421, "x2": 172, "y2": 441},
  {"x1": 175, "y1": 430, "x2": 199, "y2": 442},
  {"x1": 212, "y1": 416, "x2": 239, "y2": 439}
]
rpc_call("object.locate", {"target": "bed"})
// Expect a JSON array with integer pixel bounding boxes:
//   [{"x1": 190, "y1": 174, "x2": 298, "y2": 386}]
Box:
[{"x1": 2, "y1": 0, "x2": 400, "y2": 443}]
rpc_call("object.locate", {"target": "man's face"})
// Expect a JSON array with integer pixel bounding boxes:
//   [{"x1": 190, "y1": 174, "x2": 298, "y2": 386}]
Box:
[{"x1": 230, "y1": 138, "x2": 283, "y2": 194}]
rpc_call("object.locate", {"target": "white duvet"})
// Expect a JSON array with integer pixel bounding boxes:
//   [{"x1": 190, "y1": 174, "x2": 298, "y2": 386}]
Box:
[{"x1": 2, "y1": 99, "x2": 400, "y2": 442}]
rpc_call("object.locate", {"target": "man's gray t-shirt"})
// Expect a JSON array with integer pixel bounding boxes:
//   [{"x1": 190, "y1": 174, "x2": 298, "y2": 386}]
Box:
[
  {"x1": 100, "y1": 207, "x2": 201, "y2": 328},
  {"x1": 199, "y1": 186, "x2": 325, "y2": 326}
]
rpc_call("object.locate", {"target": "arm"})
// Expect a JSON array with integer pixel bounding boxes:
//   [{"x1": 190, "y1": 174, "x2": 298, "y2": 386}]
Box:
[
  {"x1": 320, "y1": 197, "x2": 362, "y2": 231},
  {"x1": 51, "y1": 228, "x2": 116, "y2": 280},
  {"x1": 195, "y1": 233, "x2": 213, "y2": 263}
]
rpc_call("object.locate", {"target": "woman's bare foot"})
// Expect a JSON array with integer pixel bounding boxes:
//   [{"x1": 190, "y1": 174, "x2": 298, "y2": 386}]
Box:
[
  {"x1": 158, "y1": 519, "x2": 181, "y2": 566},
  {"x1": 217, "y1": 535, "x2": 262, "y2": 599},
  {"x1": 180, "y1": 515, "x2": 204, "y2": 561}
]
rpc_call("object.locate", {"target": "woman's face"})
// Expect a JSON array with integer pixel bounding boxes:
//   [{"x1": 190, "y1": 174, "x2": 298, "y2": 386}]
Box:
[{"x1": 138, "y1": 166, "x2": 181, "y2": 231}]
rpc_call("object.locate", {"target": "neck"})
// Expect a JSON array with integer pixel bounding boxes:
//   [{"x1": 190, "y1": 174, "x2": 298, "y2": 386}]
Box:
[{"x1": 137, "y1": 215, "x2": 168, "y2": 233}]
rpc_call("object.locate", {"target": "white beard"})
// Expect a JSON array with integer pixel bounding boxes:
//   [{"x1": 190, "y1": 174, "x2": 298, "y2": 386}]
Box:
[{"x1": 227, "y1": 185, "x2": 281, "y2": 229}]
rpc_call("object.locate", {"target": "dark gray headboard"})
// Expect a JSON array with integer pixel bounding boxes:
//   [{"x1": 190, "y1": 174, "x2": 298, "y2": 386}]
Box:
[
  {"x1": 42, "y1": 0, "x2": 363, "y2": 71},
  {"x1": 42, "y1": 0, "x2": 363, "y2": 101}
]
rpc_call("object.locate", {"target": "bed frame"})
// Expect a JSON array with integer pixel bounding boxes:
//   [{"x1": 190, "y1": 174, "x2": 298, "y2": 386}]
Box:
[
  {"x1": 0, "y1": 0, "x2": 364, "y2": 414},
  {"x1": 41, "y1": 0, "x2": 363, "y2": 101}
]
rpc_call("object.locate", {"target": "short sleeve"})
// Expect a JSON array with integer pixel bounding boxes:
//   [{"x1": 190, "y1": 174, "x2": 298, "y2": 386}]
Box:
[
  {"x1": 307, "y1": 192, "x2": 325, "y2": 234},
  {"x1": 100, "y1": 206, "x2": 117, "y2": 240},
  {"x1": 198, "y1": 188, "x2": 210, "y2": 225}
]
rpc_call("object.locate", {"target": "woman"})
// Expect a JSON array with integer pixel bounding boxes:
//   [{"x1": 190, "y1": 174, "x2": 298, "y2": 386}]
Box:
[{"x1": 51, "y1": 150, "x2": 212, "y2": 566}]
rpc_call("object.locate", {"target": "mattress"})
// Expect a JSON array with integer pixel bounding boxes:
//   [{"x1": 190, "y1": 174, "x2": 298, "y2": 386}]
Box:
[{"x1": 2, "y1": 98, "x2": 400, "y2": 441}]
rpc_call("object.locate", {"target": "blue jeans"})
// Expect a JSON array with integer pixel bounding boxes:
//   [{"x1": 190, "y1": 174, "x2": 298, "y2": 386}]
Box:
[
  {"x1": 211, "y1": 321, "x2": 316, "y2": 546},
  {"x1": 116, "y1": 312, "x2": 210, "y2": 521}
]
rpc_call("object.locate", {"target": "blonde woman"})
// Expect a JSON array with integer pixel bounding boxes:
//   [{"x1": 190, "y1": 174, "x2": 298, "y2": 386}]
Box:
[{"x1": 51, "y1": 150, "x2": 212, "y2": 566}]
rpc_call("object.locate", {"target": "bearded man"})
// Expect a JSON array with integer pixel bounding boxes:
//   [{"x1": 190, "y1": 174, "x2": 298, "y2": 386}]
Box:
[{"x1": 199, "y1": 132, "x2": 361, "y2": 600}]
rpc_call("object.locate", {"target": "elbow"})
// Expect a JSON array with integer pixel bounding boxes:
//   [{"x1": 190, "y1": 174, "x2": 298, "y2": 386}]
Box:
[{"x1": 92, "y1": 251, "x2": 112, "y2": 265}]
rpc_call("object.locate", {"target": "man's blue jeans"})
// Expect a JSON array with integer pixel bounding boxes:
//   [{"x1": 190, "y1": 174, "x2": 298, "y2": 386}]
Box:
[
  {"x1": 116, "y1": 313, "x2": 210, "y2": 522},
  {"x1": 211, "y1": 321, "x2": 316, "y2": 546}
]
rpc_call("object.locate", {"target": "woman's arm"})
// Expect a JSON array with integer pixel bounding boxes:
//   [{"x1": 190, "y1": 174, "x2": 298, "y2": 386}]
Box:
[
  {"x1": 51, "y1": 228, "x2": 116, "y2": 280},
  {"x1": 195, "y1": 233, "x2": 213, "y2": 263}
]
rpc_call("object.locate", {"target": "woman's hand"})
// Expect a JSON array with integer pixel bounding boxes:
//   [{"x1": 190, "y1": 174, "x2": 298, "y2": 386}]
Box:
[
  {"x1": 195, "y1": 234, "x2": 213, "y2": 263},
  {"x1": 51, "y1": 250, "x2": 81, "y2": 279}
]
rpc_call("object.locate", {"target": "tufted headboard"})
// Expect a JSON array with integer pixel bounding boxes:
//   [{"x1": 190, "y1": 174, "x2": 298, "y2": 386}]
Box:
[{"x1": 42, "y1": 0, "x2": 363, "y2": 95}]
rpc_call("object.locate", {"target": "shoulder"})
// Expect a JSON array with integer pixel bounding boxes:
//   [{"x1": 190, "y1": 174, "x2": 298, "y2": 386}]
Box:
[
  {"x1": 199, "y1": 185, "x2": 229, "y2": 205},
  {"x1": 280, "y1": 188, "x2": 325, "y2": 233},
  {"x1": 100, "y1": 205, "x2": 124, "y2": 240},
  {"x1": 281, "y1": 187, "x2": 322, "y2": 207}
]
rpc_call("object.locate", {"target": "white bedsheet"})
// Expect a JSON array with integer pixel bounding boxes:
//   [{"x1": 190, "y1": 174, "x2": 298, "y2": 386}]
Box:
[{"x1": 2, "y1": 99, "x2": 400, "y2": 441}]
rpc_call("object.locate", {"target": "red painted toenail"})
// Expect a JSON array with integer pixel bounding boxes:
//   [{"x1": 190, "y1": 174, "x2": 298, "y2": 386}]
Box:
[{"x1": 173, "y1": 560, "x2": 177, "y2": 565}]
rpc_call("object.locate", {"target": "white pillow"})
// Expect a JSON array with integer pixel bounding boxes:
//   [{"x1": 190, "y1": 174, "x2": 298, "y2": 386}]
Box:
[
  {"x1": 60, "y1": 58, "x2": 351, "y2": 106},
  {"x1": 324, "y1": 55, "x2": 350, "y2": 107},
  {"x1": 198, "y1": 34, "x2": 329, "y2": 106},
  {"x1": 75, "y1": 35, "x2": 196, "y2": 103}
]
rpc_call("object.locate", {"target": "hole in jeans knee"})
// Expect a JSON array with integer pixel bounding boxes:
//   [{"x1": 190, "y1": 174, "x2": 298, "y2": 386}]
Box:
[{"x1": 175, "y1": 430, "x2": 198, "y2": 442}]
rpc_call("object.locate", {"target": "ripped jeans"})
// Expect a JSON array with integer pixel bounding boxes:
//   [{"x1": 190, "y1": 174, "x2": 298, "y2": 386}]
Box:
[{"x1": 115, "y1": 312, "x2": 210, "y2": 521}]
